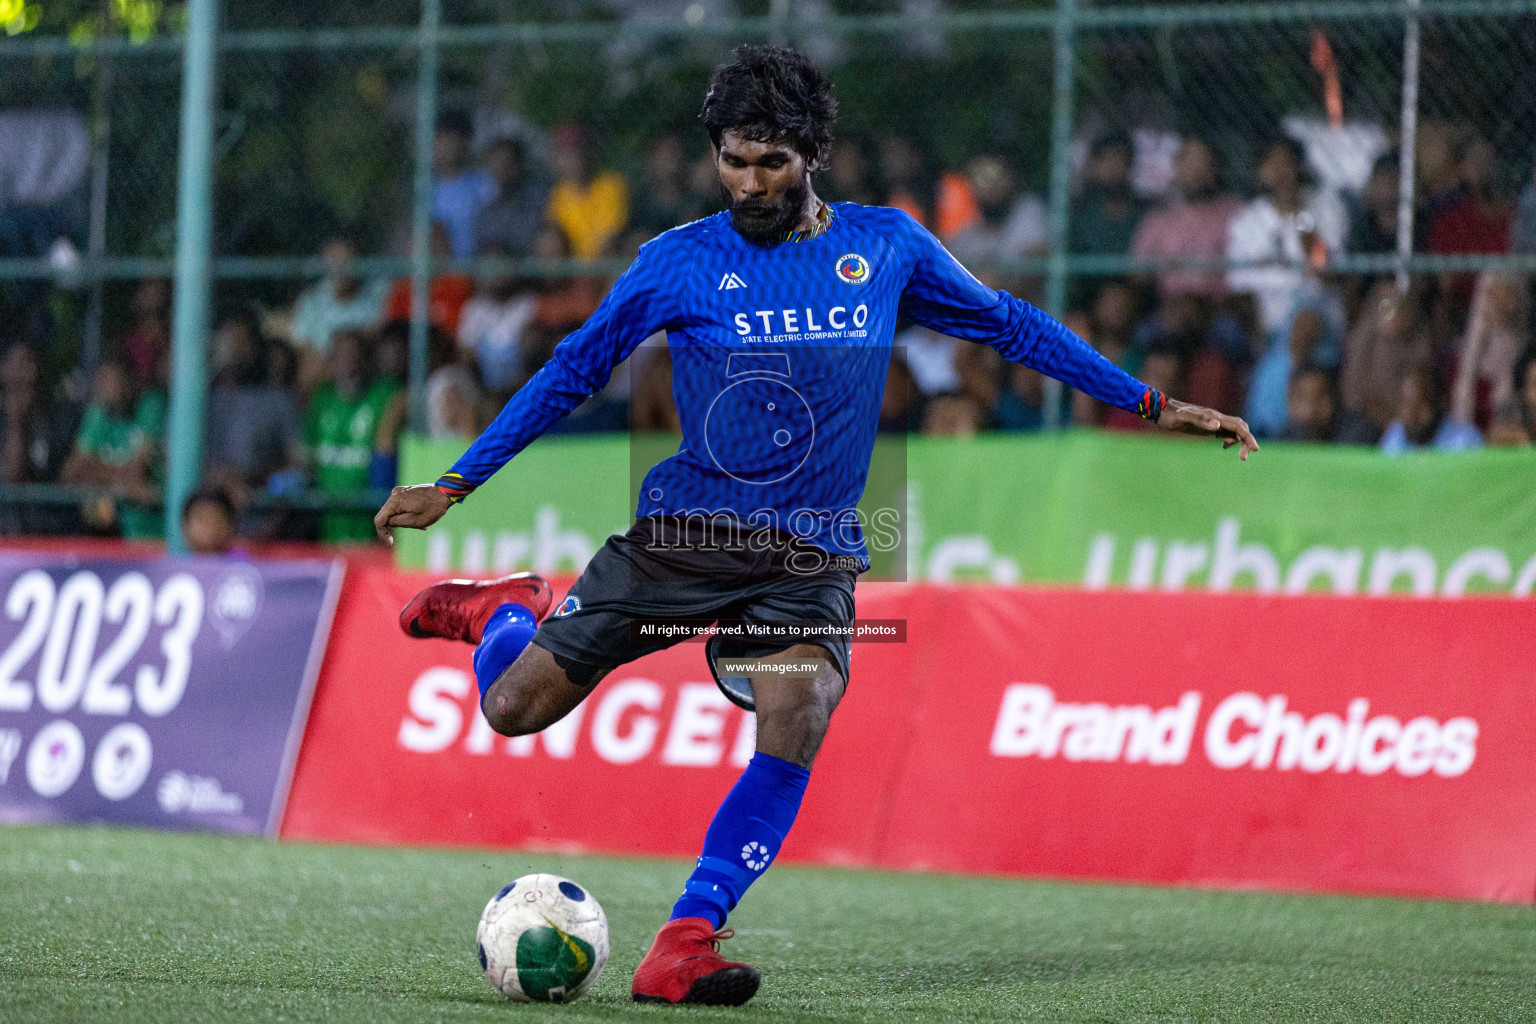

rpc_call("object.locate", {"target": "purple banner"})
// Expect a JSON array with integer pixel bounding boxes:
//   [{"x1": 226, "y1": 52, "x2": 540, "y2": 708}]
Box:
[{"x1": 0, "y1": 555, "x2": 343, "y2": 836}]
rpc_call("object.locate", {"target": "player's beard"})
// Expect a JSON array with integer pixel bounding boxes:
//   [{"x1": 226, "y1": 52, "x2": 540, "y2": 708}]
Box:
[{"x1": 724, "y1": 177, "x2": 810, "y2": 247}]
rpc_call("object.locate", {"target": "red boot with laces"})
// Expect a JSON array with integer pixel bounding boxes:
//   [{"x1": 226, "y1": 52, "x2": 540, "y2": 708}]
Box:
[
  {"x1": 631, "y1": 917, "x2": 760, "y2": 1005},
  {"x1": 397, "y1": 572, "x2": 552, "y2": 644}
]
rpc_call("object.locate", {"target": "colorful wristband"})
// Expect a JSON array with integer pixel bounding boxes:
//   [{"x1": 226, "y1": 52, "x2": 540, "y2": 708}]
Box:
[
  {"x1": 434, "y1": 471, "x2": 474, "y2": 504},
  {"x1": 1136, "y1": 387, "x2": 1167, "y2": 423}
]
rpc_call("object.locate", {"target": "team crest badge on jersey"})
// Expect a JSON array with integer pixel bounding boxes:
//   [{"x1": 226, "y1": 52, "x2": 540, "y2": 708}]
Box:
[
  {"x1": 835, "y1": 253, "x2": 871, "y2": 285},
  {"x1": 553, "y1": 595, "x2": 581, "y2": 618}
]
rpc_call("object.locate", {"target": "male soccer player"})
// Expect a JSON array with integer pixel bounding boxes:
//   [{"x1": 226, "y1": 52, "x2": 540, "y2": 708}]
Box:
[{"x1": 375, "y1": 45, "x2": 1257, "y2": 1006}]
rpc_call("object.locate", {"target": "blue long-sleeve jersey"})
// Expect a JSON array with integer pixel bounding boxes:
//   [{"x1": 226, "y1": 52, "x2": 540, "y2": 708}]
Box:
[{"x1": 440, "y1": 202, "x2": 1162, "y2": 568}]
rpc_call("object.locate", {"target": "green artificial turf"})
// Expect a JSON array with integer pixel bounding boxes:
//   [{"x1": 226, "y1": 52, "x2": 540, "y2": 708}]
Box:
[{"x1": 1, "y1": 824, "x2": 1533, "y2": 1023}]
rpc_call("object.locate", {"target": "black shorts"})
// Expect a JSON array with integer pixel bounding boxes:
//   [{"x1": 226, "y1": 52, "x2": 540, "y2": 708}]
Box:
[{"x1": 531, "y1": 516, "x2": 857, "y2": 710}]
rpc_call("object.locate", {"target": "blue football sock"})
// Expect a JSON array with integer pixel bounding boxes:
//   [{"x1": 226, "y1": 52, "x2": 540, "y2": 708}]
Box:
[
  {"x1": 670, "y1": 751, "x2": 811, "y2": 929},
  {"x1": 472, "y1": 602, "x2": 539, "y2": 701}
]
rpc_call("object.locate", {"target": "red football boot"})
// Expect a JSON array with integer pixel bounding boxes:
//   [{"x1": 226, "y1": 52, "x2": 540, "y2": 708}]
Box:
[
  {"x1": 397, "y1": 572, "x2": 552, "y2": 644},
  {"x1": 631, "y1": 918, "x2": 760, "y2": 1005}
]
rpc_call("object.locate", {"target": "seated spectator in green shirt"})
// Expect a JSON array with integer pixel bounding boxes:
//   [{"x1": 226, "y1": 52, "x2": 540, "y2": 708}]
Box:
[
  {"x1": 303, "y1": 328, "x2": 401, "y2": 543},
  {"x1": 60, "y1": 360, "x2": 165, "y2": 538}
]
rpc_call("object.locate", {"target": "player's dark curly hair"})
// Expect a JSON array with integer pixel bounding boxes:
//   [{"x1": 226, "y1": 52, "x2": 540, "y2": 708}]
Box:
[{"x1": 701, "y1": 45, "x2": 837, "y2": 165}]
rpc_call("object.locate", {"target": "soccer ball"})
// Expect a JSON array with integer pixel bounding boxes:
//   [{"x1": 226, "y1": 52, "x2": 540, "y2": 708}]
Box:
[{"x1": 476, "y1": 873, "x2": 609, "y2": 1003}]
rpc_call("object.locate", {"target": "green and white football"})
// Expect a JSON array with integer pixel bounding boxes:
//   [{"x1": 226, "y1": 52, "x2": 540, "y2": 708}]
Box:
[{"x1": 476, "y1": 873, "x2": 609, "y2": 1003}]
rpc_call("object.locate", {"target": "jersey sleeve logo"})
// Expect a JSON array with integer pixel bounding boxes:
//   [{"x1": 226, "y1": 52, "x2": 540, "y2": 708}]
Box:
[
  {"x1": 553, "y1": 595, "x2": 582, "y2": 618},
  {"x1": 835, "y1": 253, "x2": 871, "y2": 285}
]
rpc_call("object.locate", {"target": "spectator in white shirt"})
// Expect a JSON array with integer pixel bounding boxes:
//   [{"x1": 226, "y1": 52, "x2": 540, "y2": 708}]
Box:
[
  {"x1": 455, "y1": 245, "x2": 539, "y2": 395},
  {"x1": 288, "y1": 237, "x2": 389, "y2": 388},
  {"x1": 1226, "y1": 138, "x2": 1346, "y2": 342}
]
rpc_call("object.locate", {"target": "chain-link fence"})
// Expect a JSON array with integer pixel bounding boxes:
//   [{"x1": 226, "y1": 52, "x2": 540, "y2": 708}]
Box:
[{"x1": 0, "y1": 0, "x2": 1533, "y2": 539}]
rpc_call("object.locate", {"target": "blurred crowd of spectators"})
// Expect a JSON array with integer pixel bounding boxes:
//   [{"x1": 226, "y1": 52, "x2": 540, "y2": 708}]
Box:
[
  {"x1": 1044, "y1": 128, "x2": 1536, "y2": 457},
  {"x1": 879, "y1": 125, "x2": 1536, "y2": 454},
  {"x1": 1, "y1": 109, "x2": 1534, "y2": 544}
]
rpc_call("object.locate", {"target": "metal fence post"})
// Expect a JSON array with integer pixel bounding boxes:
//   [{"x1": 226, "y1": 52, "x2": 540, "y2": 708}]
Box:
[
  {"x1": 408, "y1": 0, "x2": 442, "y2": 434},
  {"x1": 1395, "y1": 0, "x2": 1422, "y2": 293},
  {"x1": 163, "y1": 0, "x2": 222, "y2": 550},
  {"x1": 1043, "y1": 0, "x2": 1079, "y2": 429},
  {"x1": 81, "y1": 0, "x2": 115, "y2": 380}
]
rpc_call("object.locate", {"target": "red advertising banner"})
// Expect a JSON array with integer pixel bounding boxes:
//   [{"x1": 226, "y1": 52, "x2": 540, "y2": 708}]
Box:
[
  {"x1": 284, "y1": 568, "x2": 1536, "y2": 903},
  {"x1": 282, "y1": 567, "x2": 917, "y2": 867},
  {"x1": 880, "y1": 588, "x2": 1536, "y2": 903}
]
